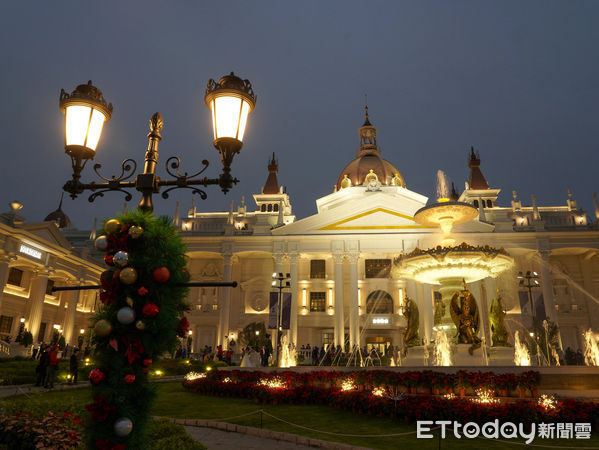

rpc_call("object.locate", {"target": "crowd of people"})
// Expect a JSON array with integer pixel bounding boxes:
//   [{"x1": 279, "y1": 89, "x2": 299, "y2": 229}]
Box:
[{"x1": 32, "y1": 344, "x2": 80, "y2": 389}]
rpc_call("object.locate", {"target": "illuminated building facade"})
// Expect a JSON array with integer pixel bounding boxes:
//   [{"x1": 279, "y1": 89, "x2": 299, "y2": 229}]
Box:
[{"x1": 180, "y1": 110, "x2": 599, "y2": 357}]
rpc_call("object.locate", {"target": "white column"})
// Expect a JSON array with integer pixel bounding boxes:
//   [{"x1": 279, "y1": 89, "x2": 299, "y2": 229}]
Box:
[
  {"x1": 580, "y1": 253, "x2": 599, "y2": 330},
  {"x1": 538, "y1": 250, "x2": 559, "y2": 324},
  {"x1": 217, "y1": 251, "x2": 233, "y2": 349},
  {"x1": 289, "y1": 253, "x2": 299, "y2": 345},
  {"x1": 421, "y1": 284, "x2": 433, "y2": 345},
  {"x1": 538, "y1": 249, "x2": 562, "y2": 349},
  {"x1": 62, "y1": 281, "x2": 81, "y2": 346},
  {"x1": 333, "y1": 253, "x2": 345, "y2": 348},
  {"x1": 348, "y1": 253, "x2": 360, "y2": 349},
  {"x1": 0, "y1": 254, "x2": 16, "y2": 312},
  {"x1": 271, "y1": 253, "x2": 284, "y2": 353},
  {"x1": 26, "y1": 269, "x2": 51, "y2": 343}
]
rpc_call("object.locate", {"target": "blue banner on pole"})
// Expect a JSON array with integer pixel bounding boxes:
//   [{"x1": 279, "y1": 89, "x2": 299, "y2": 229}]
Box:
[
  {"x1": 281, "y1": 293, "x2": 291, "y2": 330},
  {"x1": 268, "y1": 292, "x2": 278, "y2": 329}
]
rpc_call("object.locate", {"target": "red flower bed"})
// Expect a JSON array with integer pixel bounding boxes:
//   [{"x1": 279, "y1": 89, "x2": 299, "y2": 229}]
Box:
[{"x1": 182, "y1": 370, "x2": 599, "y2": 430}]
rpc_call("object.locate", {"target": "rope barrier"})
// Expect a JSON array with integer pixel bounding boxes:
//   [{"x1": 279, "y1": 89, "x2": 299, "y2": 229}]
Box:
[{"x1": 260, "y1": 410, "x2": 436, "y2": 437}]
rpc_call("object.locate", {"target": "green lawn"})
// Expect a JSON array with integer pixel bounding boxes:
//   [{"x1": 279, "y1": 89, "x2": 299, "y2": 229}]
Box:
[{"x1": 1, "y1": 383, "x2": 597, "y2": 449}]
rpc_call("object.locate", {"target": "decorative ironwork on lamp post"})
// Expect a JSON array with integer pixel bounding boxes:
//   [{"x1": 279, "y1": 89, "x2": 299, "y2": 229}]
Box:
[{"x1": 59, "y1": 73, "x2": 256, "y2": 212}]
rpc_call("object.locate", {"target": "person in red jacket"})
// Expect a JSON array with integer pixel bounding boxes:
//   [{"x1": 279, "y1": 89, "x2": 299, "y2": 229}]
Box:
[{"x1": 44, "y1": 345, "x2": 59, "y2": 389}]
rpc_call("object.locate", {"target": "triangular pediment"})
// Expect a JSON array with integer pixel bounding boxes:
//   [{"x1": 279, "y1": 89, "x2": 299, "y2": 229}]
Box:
[{"x1": 318, "y1": 207, "x2": 427, "y2": 231}]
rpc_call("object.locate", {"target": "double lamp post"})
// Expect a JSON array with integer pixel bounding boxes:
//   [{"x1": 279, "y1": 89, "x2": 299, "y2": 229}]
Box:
[{"x1": 52, "y1": 73, "x2": 256, "y2": 302}]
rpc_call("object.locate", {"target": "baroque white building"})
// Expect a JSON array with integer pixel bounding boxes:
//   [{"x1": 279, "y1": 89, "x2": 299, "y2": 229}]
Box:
[
  {"x1": 0, "y1": 200, "x2": 102, "y2": 354},
  {"x1": 180, "y1": 111, "x2": 599, "y2": 355}
]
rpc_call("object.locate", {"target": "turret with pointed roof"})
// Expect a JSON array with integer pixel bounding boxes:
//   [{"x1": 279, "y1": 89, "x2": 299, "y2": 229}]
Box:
[
  {"x1": 44, "y1": 194, "x2": 72, "y2": 228},
  {"x1": 262, "y1": 153, "x2": 280, "y2": 194}
]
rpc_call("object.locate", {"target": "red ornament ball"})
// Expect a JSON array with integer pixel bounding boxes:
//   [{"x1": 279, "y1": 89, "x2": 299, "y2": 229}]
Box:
[
  {"x1": 89, "y1": 368, "x2": 106, "y2": 384},
  {"x1": 142, "y1": 303, "x2": 159, "y2": 317},
  {"x1": 104, "y1": 254, "x2": 114, "y2": 266},
  {"x1": 152, "y1": 267, "x2": 170, "y2": 283},
  {"x1": 124, "y1": 374, "x2": 135, "y2": 384}
]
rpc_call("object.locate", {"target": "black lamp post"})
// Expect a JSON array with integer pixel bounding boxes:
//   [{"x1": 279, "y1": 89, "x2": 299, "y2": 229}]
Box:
[
  {"x1": 518, "y1": 270, "x2": 542, "y2": 364},
  {"x1": 59, "y1": 73, "x2": 256, "y2": 212},
  {"x1": 272, "y1": 272, "x2": 290, "y2": 367}
]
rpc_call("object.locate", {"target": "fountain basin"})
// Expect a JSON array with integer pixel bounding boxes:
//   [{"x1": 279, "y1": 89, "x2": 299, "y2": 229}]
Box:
[{"x1": 393, "y1": 243, "x2": 514, "y2": 285}]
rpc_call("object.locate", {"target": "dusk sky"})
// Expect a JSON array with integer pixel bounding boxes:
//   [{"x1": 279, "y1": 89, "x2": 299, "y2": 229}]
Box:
[{"x1": 1, "y1": 1, "x2": 598, "y2": 229}]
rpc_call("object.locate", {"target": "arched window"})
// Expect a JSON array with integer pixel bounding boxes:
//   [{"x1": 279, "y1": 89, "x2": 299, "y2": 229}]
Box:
[
  {"x1": 366, "y1": 290, "x2": 394, "y2": 314},
  {"x1": 473, "y1": 200, "x2": 479, "y2": 208},
  {"x1": 273, "y1": 204, "x2": 279, "y2": 212},
  {"x1": 261, "y1": 204, "x2": 266, "y2": 212},
  {"x1": 267, "y1": 204, "x2": 272, "y2": 212}
]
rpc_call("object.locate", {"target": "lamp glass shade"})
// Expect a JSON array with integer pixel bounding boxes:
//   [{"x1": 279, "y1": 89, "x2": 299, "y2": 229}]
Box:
[
  {"x1": 65, "y1": 105, "x2": 106, "y2": 151},
  {"x1": 210, "y1": 95, "x2": 252, "y2": 142}
]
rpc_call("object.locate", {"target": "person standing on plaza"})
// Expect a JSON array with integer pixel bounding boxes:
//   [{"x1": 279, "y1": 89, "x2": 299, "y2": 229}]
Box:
[
  {"x1": 68, "y1": 348, "x2": 79, "y2": 384},
  {"x1": 35, "y1": 345, "x2": 49, "y2": 386},
  {"x1": 45, "y1": 345, "x2": 58, "y2": 389}
]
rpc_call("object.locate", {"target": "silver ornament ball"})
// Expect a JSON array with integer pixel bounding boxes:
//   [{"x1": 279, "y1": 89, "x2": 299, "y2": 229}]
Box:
[
  {"x1": 113, "y1": 251, "x2": 129, "y2": 267},
  {"x1": 116, "y1": 307, "x2": 135, "y2": 325},
  {"x1": 114, "y1": 417, "x2": 133, "y2": 437},
  {"x1": 95, "y1": 235, "x2": 108, "y2": 251}
]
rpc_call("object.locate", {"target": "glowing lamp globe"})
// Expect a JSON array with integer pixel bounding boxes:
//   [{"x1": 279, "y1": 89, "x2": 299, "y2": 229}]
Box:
[
  {"x1": 59, "y1": 80, "x2": 113, "y2": 160},
  {"x1": 204, "y1": 72, "x2": 256, "y2": 173}
]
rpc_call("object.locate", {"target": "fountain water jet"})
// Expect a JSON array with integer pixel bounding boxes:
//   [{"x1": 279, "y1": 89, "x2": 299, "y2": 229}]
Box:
[
  {"x1": 279, "y1": 334, "x2": 297, "y2": 368},
  {"x1": 514, "y1": 331, "x2": 531, "y2": 366},
  {"x1": 583, "y1": 329, "x2": 599, "y2": 366},
  {"x1": 432, "y1": 329, "x2": 452, "y2": 366}
]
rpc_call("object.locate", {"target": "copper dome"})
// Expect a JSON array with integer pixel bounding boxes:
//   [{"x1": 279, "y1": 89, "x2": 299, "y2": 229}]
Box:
[{"x1": 335, "y1": 107, "x2": 405, "y2": 191}]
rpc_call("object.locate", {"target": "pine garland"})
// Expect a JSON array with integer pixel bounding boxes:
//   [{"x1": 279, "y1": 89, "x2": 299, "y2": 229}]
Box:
[{"x1": 85, "y1": 210, "x2": 189, "y2": 449}]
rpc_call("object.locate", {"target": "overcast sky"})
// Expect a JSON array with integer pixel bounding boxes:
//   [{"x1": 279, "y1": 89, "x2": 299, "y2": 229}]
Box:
[{"x1": 1, "y1": 1, "x2": 598, "y2": 229}]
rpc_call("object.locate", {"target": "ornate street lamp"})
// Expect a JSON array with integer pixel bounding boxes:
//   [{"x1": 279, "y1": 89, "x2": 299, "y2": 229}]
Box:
[
  {"x1": 272, "y1": 272, "x2": 290, "y2": 367},
  {"x1": 59, "y1": 73, "x2": 256, "y2": 212}
]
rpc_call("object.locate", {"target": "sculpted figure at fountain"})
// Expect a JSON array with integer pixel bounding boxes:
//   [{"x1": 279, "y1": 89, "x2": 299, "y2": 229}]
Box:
[
  {"x1": 489, "y1": 289, "x2": 510, "y2": 347},
  {"x1": 450, "y1": 289, "x2": 482, "y2": 354},
  {"x1": 402, "y1": 297, "x2": 420, "y2": 348}
]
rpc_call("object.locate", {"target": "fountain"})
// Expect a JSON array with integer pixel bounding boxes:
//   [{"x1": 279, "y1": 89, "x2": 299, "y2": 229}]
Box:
[
  {"x1": 432, "y1": 329, "x2": 452, "y2": 366},
  {"x1": 583, "y1": 329, "x2": 599, "y2": 366},
  {"x1": 394, "y1": 169, "x2": 514, "y2": 365},
  {"x1": 514, "y1": 331, "x2": 531, "y2": 366},
  {"x1": 279, "y1": 334, "x2": 297, "y2": 368}
]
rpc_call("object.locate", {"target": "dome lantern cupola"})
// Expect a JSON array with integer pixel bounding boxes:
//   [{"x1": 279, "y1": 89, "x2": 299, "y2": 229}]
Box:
[{"x1": 335, "y1": 107, "x2": 405, "y2": 191}]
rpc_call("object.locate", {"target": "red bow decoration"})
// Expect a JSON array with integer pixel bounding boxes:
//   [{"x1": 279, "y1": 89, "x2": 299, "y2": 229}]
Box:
[
  {"x1": 177, "y1": 316, "x2": 189, "y2": 338},
  {"x1": 106, "y1": 233, "x2": 129, "y2": 253},
  {"x1": 142, "y1": 303, "x2": 159, "y2": 317},
  {"x1": 99, "y1": 270, "x2": 120, "y2": 305},
  {"x1": 122, "y1": 337, "x2": 145, "y2": 364}
]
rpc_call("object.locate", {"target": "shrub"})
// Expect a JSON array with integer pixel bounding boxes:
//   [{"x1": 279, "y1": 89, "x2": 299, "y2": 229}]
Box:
[
  {"x1": 0, "y1": 411, "x2": 82, "y2": 449},
  {"x1": 147, "y1": 419, "x2": 206, "y2": 450}
]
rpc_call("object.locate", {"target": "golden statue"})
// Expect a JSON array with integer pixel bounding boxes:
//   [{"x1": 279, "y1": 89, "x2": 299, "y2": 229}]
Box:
[
  {"x1": 489, "y1": 289, "x2": 510, "y2": 347},
  {"x1": 402, "y1": 297, "x2": 420, "y2": 348},
  {"x1": 450, "y1": 288, "x2": 482, "y2": 354}
]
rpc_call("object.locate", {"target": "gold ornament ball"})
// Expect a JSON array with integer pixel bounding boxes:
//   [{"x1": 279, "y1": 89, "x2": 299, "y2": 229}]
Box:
[
  {"x1": 94, "y1": 319, "x2": 113, "y2": 337},
  {"x1": 105, "y1": 219, "x2": 122, "y2": 234},
  {"x1": 135, "y1": 320, "x2": 145, "y2": 330},
  {"x1": 128, "y1": 226, "x2": 144, "y2": 239},
  {"x1": 119, "y1": 267, "x2": 138, "y2": 285}
]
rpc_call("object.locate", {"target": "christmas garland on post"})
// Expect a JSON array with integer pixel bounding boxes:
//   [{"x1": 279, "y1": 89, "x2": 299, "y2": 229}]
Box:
[{"x1": 86, "y1": 210, "x2": 190, "y2": 449}]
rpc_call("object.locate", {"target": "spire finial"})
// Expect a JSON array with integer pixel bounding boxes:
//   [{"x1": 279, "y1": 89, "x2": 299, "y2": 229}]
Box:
[
  {"x1": 363, "y1": 94, "x2": 372, "y2": 126},
  {"x1": 58, "y1": 192, "x2": 64, "y2": 210}
]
